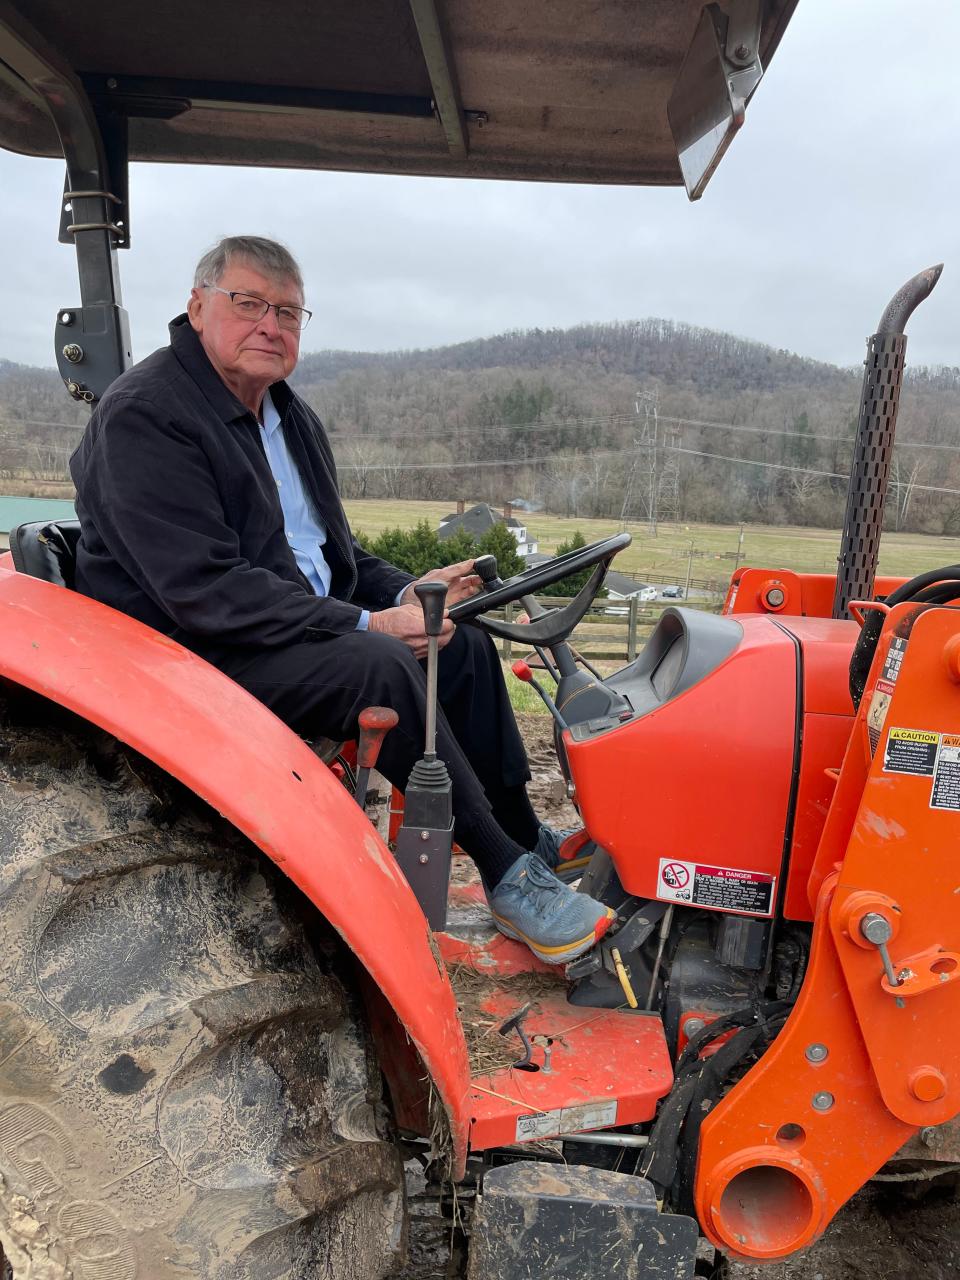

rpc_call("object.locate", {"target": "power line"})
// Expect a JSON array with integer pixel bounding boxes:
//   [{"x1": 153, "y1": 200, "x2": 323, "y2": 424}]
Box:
[
  {"x1": 665, "y1": 445, "x2": 960, "y2": 498},
  {"x1": 337, "y1": 440, "x2": 960, "y2": 498},
  {"x1": 4, "y1": 405, "x2": 960, "y2": 458}
]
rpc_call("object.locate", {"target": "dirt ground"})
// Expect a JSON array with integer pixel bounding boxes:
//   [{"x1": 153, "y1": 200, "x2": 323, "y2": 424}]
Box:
[{"x1": 395, "y1": 715, "x2": 960, "y2": 1280}]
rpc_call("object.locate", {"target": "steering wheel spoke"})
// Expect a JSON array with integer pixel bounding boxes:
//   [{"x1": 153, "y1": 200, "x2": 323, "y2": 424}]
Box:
[{"x1": 447, "y1": 532, "x2": 632, "y2": 647}]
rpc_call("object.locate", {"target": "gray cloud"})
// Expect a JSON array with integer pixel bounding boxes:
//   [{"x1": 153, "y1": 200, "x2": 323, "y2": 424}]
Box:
[{"x1": 1, "y1": 0, "x2": 957, "y2": 371}]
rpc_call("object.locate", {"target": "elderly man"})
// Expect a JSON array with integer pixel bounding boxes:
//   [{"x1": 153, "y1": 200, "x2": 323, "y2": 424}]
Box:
[{"x1": 70, "y1": 235, "x2": 613, "y2": 963}]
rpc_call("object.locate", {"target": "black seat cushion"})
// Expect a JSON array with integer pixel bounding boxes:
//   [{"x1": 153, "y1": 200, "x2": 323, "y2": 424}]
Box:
[{"x1": 10, "y1": 520, "x2": 82, "y2": 589}]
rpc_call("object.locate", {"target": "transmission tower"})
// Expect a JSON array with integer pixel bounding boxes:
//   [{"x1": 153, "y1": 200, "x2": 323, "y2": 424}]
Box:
[
  {"x1": 658, "y1": 420, "x2": 682, "y2": 524},
  {"x1": 620, "y1": 389, "x2": 661, "y2": 534}
]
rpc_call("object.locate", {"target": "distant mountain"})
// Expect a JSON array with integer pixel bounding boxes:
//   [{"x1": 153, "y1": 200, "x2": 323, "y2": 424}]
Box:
[{"x1": 294, "y1": 319, "x2": 852, "y2": 395}]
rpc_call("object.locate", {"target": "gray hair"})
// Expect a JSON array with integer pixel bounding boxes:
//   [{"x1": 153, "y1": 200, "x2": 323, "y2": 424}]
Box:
[{"x1": 193, "y1": 235, "x2": 304, "y2": 298}]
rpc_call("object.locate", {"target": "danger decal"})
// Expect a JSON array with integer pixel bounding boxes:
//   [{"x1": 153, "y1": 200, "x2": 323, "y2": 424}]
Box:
[
  {"x1": 883, "y1": 726, "x2": 940, "y2": 777},
  {"x1": 657, "y1": 858, "x2": 775, "y2": 916},
  {"x1": 931, "y1": 734, "x2": 960, "y2": 811},
  {"x1": 867, "y1": 636, "x2": 907, "y2": 756}
]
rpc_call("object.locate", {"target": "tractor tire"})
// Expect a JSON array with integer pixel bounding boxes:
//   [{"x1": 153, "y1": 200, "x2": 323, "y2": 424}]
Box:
[{"x1": 0, "y1": 688, "x2": 405, "y2": 1279}]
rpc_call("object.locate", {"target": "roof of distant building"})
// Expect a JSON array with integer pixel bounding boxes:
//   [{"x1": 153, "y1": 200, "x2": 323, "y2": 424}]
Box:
[
  {"x1": 438, "y1": 502, "x2": 524, "y2": 540},
  {"x1": 604, "y1": 571, "x2": 648, "y2": 597}
]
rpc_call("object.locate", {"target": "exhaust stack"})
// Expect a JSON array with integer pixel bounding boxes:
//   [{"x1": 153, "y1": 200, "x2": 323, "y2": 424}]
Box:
[{"x1": 832, "y1": 264, "x2": 943, "y2": 619}]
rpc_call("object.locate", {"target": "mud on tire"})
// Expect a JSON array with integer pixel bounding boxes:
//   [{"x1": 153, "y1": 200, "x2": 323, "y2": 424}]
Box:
[{"x1": 0, "y1": 689, "x2": 405, "y2": 1279}]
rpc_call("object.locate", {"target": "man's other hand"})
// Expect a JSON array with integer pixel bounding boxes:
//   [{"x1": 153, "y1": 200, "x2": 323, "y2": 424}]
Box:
[
  {"x1": 368, "y1": 603, "x2": 455, "y2": 659},
  {"x1": 400, "y1": 559, "x2": 482, "y2": 609}
]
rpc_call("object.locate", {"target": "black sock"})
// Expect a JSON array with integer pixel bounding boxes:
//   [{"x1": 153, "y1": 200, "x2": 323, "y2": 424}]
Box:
[
  {"x1": 486, "y1": 784, "x2": 541, "y2": 850},
  {"x1": 455, "y1": 809, "x2": 527, "y2": 890}
]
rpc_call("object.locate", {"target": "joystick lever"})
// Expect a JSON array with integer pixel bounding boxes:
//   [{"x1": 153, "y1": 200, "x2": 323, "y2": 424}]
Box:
[
  {"x1": 393, "y1": 581, "x2": 455, "y2": 929},
  {"x1": 413, "y1": 581, "x2": 447, "y2": 760}
]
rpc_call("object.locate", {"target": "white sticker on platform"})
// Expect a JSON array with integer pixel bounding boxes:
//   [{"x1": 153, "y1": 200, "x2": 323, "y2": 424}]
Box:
[
  {"x1": 657, "y1": 858, "x2": 775, "y2": 916},
  {"x1": 515, "y1": 1100, "x2": 618, "y2": 1143},
  {"x1": 515, "y1": 1109, "x2": 562, "y2": 1142},
  {"x1": 559, "y1": 1101, "x2": 618, "y2": 1133}
]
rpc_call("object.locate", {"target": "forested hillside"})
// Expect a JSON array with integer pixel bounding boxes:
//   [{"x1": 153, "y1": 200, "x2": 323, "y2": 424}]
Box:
[{"x1": 3, "y1": 321, "x2": 959, "y2": 532}]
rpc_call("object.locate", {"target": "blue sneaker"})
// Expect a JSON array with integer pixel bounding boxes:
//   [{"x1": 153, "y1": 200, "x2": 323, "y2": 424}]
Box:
[
  {"x1": 533, "y1": 824, "x2": 587, "y2": 870},
  {"x1": 488, "y1": 853, "x2": 614, "y2": 965}
]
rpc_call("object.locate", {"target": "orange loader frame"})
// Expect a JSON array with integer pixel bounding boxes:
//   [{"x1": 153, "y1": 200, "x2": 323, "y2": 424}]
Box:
[{"x1": 695, "y1": 591, "x2": 960, "y2": 1258}]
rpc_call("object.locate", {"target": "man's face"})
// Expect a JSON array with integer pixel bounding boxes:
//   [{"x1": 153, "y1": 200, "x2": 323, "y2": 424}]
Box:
[{"x1": 187, "y1": 260, "x2": 303, "y2": 392}]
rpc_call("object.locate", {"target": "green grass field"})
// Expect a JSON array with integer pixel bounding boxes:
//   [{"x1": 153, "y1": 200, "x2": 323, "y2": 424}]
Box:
[{"x1": 344, "y1": 499, "x2": 960, "y2": 583}]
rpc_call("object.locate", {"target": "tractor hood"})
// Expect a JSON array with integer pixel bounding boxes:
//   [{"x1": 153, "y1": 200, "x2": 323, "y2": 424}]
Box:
[{"x1": 0, "y1": 0, "x2": 796, "y2": 187}]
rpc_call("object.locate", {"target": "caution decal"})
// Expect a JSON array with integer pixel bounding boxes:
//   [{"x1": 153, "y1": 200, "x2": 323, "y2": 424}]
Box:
[
  {"x1": 883, "y1": 726, "x2": 940, "y2": 777},
  {"x1": 657, "y1": 858, "x2": 775, "y2": 916}
]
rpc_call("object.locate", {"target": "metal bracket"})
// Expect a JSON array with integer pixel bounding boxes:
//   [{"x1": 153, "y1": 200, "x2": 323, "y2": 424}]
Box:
[
  {"x1": 0, "y1": 4, "x2": 133, "y2": 402},
  {"x1": 408, "y1": 0, "x2": 469, "y2": 157},
  {"x1": 724, "y1": 0, "x2": 762, "y2": 68},
  {"x1": 720, "y1": 0, "x2": 763, "y2": 102}
]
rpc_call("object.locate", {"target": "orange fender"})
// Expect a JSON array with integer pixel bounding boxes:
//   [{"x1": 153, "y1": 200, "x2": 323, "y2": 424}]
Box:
[{"x1": 0, "y1": 569, "x2": 471, "y2": 1171}]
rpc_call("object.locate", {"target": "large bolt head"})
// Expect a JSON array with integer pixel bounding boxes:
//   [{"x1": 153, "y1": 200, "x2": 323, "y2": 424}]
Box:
[{"x1": 860, "y1": 911, "x2": 893, "y2": 945}]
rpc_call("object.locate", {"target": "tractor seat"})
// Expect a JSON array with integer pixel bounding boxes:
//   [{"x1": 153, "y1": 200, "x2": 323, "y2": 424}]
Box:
[{"x1": 9, "y1": 520, "x2": 82, "y2": 589}]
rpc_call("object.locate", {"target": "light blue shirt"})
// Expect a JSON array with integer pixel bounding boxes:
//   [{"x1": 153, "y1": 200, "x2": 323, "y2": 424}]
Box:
[{"x1": 259, "y1": 390, "x2": 370, "y2": 631}]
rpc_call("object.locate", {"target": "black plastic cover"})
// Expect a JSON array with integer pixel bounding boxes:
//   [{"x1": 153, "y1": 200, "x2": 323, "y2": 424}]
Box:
[{"x1": 468, "y1": 1162, "x2": 697, "y2": 1280}]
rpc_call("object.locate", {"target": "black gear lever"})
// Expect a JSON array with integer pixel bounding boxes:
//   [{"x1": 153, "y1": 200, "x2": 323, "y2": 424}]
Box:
[
  {"x1": 473, "y1": 554, "x2": 504, "y2": 591},
  {"x1": 473, "y1": 554, "x2": 549, "y2": 632},
  {"x1": 392, "y1": 581, "x2": 454, "y2": 929}
]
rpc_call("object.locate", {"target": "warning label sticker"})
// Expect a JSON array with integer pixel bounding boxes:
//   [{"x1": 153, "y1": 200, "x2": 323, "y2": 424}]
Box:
[
  {"x1": 883, "y1": 726, "x2": 940, "y2": 777},
  {"x1": 931, "y1": 734, "x2": 960, "y2": 811},
  {"x1": 881, "y1": 636, "x2": 908, "y2": 686},
  {"x1": 514, "y1": 1100, "x2": 617, "y2": 1143},
  {"x1": 657, "y1": 858, "x2": 775, "y2": 916},
  {"x1": 867, "y1": 637, "x2": 908, "y2": 756}
]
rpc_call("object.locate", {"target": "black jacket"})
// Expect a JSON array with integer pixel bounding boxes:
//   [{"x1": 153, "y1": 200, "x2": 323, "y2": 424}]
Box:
[{"x1": 70, "y1": 315, "x2": 413, "y2": 662}]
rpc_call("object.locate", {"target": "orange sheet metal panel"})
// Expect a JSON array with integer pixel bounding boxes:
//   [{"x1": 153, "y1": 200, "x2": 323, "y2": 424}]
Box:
[
  {"x1": 724, "y1": 568, "x2": 907, "y2": 620},
  {"x1": 778, "y1": 617, "x2": 857, "y2": 919},
  {"x1": 0, "y1": 568, "x2": 473, "y2": 1172},
  {"x1": 782, "y1": 713, "x2": 849, "y2": 919},
  {"x1": 465, "y1": 991, "x2": 673, "y2": 1151},
  {"x1": 567, "y1": 617, "x2": 796, "y2": 913}
]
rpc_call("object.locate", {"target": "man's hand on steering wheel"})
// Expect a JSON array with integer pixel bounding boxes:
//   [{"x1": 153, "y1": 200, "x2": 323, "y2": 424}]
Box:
[{"x1": 399, "y1": 558, "x2": 482, "y2": 609}]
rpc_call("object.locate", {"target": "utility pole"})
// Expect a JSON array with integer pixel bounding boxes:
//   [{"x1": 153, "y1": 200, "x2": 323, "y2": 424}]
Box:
[
  {"x1": 733, "y1": 523, "x2": 745, "y2": 571},
  {"x1": 684, "y1": 539, "x2": 694, "y2": 598}
]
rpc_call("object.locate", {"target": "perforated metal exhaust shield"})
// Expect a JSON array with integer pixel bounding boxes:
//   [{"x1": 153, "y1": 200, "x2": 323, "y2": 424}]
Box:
[{"x1": 832, "y1": 265, "x2": 943, "y2": 619}]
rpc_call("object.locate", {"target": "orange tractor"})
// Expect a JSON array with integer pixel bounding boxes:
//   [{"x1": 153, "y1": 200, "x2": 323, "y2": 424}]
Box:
[{"x1": 0, "y1": 2, "x2": 956, "y2": 1277}]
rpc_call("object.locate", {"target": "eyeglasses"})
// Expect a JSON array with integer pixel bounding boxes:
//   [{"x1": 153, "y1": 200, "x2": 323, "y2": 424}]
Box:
[{"x1": 201, "y1": 282, "x2": 312, "y2": 332}]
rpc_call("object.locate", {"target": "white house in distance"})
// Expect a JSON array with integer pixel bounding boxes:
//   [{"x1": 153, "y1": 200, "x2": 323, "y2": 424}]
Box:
[{"x1": 438, "y1": 502, "x2": 539, "y2": 558}]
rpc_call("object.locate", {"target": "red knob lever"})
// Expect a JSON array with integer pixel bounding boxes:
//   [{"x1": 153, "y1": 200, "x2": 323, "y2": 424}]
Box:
[
  {"x1": 512, "y1": 660, "x2": 533, "y2": 683},
  {"x1": 357, "y1": 706, "x2": 399, "y2": 768}
]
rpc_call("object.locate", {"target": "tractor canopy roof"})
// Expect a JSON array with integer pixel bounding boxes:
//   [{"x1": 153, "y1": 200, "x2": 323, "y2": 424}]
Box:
[{"x1": 0, "y1": 0, "x2": 796, "y2": 187}]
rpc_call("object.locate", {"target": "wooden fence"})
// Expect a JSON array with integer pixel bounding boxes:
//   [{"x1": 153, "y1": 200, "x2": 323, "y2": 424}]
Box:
[{"x1": 488, "y1": 595, "x2": 722, "y2": 663}]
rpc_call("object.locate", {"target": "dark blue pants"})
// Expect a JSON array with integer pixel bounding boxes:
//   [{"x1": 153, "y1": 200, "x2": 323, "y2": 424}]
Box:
[{"x1": 216, "y1": 622, "x2": 531, "y2": 828}]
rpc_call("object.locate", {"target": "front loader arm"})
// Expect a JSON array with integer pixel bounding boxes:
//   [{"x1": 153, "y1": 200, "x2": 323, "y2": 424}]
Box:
[
  {"x1": 0, "y1": 567, "x2": 472, "y2": 1172},
  {"x1": 694, "y1": 601, "x2": 960, "y2": 1259}
]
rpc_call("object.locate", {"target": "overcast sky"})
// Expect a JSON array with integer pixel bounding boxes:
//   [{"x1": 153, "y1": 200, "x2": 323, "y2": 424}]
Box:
[{"x1": 1, "y1": 0, "x2": 957, "y2": 371}]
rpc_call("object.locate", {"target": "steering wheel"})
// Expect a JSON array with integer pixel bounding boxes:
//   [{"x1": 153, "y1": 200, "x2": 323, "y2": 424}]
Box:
[{"x1": 447, "y1": 533, "x2": 631, "y2": 646}]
